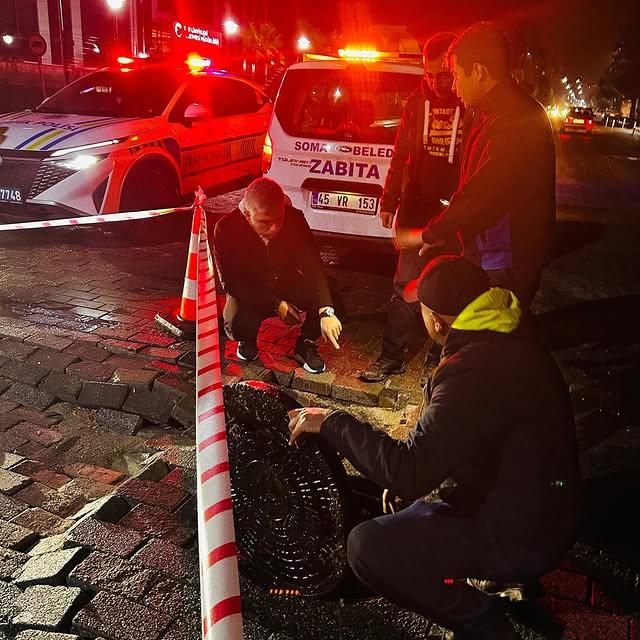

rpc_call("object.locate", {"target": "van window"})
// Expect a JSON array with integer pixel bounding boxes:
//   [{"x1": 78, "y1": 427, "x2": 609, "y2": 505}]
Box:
[{"x1": 275, "y1": 68, "x2": 420, "y2": 144}]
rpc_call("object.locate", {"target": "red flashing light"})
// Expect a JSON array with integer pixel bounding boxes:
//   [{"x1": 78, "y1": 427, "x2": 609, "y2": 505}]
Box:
[
  {"x1": 117, "y1": 56, "x2": 134, "y2": 65},
  {"x1": 261, "y1": 132, "x2": 273, "y2": 173},
  {"x1": 186, "y1": 54, "x2": 211, "y2": 72}
]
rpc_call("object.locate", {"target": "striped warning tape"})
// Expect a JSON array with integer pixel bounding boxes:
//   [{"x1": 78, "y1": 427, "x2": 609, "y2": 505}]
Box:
[
  {"x1": 0, "y1": 204, "x2": 193, "y2": 232},
  {"x1": 193, "y1": 189, "x2": 244, "y2": 640}
]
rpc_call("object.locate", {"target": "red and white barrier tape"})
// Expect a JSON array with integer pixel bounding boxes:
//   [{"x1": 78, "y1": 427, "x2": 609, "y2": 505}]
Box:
[
  {"x1": 0, "y1": 204, "x2": 193, "y2": 232},
  {"x1": 194, "y1": 190, "x2": 244, "y2": 640}
]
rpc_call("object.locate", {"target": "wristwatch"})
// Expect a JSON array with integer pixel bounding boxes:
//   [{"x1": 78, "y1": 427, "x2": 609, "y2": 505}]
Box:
[{"x1": 319, "y1": 307, "x2": 335, "y2": 318}]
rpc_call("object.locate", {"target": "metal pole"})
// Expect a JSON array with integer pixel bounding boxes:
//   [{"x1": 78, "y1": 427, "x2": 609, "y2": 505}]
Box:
[
  {"x1": 58, "y1": 0, "x2": 69, "y2": 83},
  {"x1": 130, "y1": 0, "x2": 138, "y2": 57},
  {"x1": 114, "y1": 12, "x2": 118, "y2": 43},
  {"x1": 38, "y1": 58, "x2": 47, "y2": 101}
]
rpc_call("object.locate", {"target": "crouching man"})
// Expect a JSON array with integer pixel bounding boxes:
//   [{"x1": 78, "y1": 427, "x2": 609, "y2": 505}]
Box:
[
  {"x1": 213, "y1": 177, "x2": 342, "y2": 374},
  {"x1": 288, "y1": 256, "x2": 581, "y2": 639}
]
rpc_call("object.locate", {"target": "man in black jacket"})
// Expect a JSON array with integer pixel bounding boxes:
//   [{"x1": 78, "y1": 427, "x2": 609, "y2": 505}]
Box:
[
  {"x1": 289, "y1": 257, "x2": 581, "y2": 639},
  {"x1": 361, "y1": 32, "x2": 464, "y2": 384},
  {"x1": 213, "y1": 177, "x2": 342, "y2": 374},
  {"x1": 397, "y1": 24, "x2": 556, "y2": 309}
]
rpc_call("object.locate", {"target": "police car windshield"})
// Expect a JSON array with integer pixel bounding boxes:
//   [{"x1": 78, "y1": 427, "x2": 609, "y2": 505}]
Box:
[
  {"x1": 276, "y1": 67, "x2": 420, "y2": 144},
  {"x1": 36, "y1": 69, "x2": 182, "y2": 118}
]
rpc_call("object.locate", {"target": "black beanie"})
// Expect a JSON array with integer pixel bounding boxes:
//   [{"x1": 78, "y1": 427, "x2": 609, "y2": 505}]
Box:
[{"x1": 408, "y1": 256, "x2": 490, "y2": 316}]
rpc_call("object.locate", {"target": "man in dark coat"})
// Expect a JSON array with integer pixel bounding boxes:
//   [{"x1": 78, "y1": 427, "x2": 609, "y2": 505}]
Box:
[{"x1": 289, "y1": 256, "x2": 582, "y2": 639}]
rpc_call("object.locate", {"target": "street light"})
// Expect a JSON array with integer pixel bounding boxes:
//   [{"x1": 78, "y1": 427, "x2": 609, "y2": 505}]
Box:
[
  {"x1": 107, "y1": 0, "x2": 125, "y2": 8},
  {"x1": 297, "y1": 35, "x2": 311, "y2": 51},
  {"x1": 2, "y1": 34, "x2": 14, "y2": 46},
  {"x1": 106, "y1": 0, "x2": 125, "y2": 43},
  {"x1": 223, "y1": 19, "x2": 240, "y2": 36}
]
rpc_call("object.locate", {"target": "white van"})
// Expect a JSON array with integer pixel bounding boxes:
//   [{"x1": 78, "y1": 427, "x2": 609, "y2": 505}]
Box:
[{"x1": 263, "y1": 50, "x2": 422, "y2": 246}]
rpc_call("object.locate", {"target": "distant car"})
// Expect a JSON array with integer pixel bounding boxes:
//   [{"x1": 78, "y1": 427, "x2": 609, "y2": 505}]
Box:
[
  {"x1": 0, "y1": 58, "x2": 271, "y2": 236},
  {"x1": 263, "y1": 49, "x2": 423, "y2": 247},
  {"x1": 560, "y1": 107, "x2": 594, "y2": 134}
]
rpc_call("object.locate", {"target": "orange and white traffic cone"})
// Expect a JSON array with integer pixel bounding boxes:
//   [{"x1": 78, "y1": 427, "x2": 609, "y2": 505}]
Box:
[{"x1": 155, "y1": 188, "x2": 207, "y2": 339}]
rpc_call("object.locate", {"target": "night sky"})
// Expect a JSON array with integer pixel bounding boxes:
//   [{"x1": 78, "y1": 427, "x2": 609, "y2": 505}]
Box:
[{"x1": 233, "y1": 0, "x2": 637, "y2": 84}]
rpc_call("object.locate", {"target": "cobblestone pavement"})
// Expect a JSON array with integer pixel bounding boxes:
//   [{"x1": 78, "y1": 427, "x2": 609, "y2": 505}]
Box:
[{"x1": 1, "y1": 152, "x2": 640, "y2": 637}]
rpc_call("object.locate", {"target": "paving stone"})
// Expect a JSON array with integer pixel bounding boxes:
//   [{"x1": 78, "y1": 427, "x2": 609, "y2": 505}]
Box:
[
  {"x1": 58, "y1": 478, "x2": 113, "y2": 504},
  {"x1": 159, "y1": 447, "x2": 196, "y2": 472},
  {"x1": 160, "y1": 467, "x2": 196, "y2": 495},
  {"x1": 64, "y1": 362, "x2": 115, "y2": 383},
  {"x1": 27, "y1": 349, "x2": 80, "y2": 373},
  {"x1": 27, "y1": 535, "x2": 70, "y2": 557},
  {"x1": 99, "y1": 340, "x2": 146, "y2": 356},
  {"x1": 0, "y1": 493, "x2": 29, "y2": 519},
  {"x1": 62, "y1": 343, "x2": 110, "y2": 363},
  {"x1": 45, "y1": 403, "x2": 75, "y2": 418},
  {"x1": 0, "y1": 325, "x2": 36, "y2": 341},
  {"x1": 25, "y1": 334, "x2": 74, "y2": 352},
  {"x1": 39, "y1": 373, "x2": 83, "y2": 403},
  {"x1": 6, "y1": 408, "x2": 60, "y2": 428},
  {"x1": 161, "y1": 620, "x2": 200, "y2": 640},
  {"x1": 0, "y1": 452, "x2": 24, "y2": 469},
  {"x1": 0, "y1": 361, "x2": 50, "y2": 386},
  {"x1": 93, "y1": 326, "x2": 139, "y2": 340},
  {"x1": 0, "y1": 400, "x2": 19, "y2": 416},
  {"x1": 8, "y1": 423, "x2": 64, "y2": 448},
  {"x1": 0, "y1": 341, "x2": 37, "y2": 361},
  {"x1": 116, "y1": 478, "x2": 187, "y2": 511},
  {"x1": 111, "y1": 368, "x2": 160, "y2": 390},
  {"x1": 169, "y1": 396, "x2": 195, "y2": 430},
  {"x1": 77, "y1": 382, "x2": 129, "y2": 410},
  {"x1": 62, "y1": 464, "x2": 124, "y2": 486},
  {"x1": 0, "y1": 430, "x2": 29, "y2": 452},
  {"x1": 131, "y1": 539, "x2": 198, "y2": 584},
  {"x1": 72, "y1": 591, "x2": 172, "y2": 640},
  {"x1": 14, "y1": 482, "x2": 82, "y2": 518},
  {"x1": 142, "y1": 577, "x2": 199, "y2": 619},
  {"x1": 144, "y1": 360, "x2": 181, "y2": 374},
  {"x1": 14, "y1": 547, "x2": 85, "y2": 587},
  {"x1": 153, "y1": 375, "x2": 194, "y2": 402},
  {"x1": 0, "y1": 546, "x2": 29, "y2": 580},
  {"x1": 11, "y1": 508, "x2": 73, "y2": 537},
  {"x1": 0, "y1": 413, "x2": 23, "y2": 433},
  {"x1": 122, "y1": 389, "x2": 175, "y2": 424},
  {"x1": 0, "y1": 520, "x2": 37, "y2": 551},
  {"x1": 95, "y1": 409, "x2": 143, "y2": 436},
  {"x1": 0, "y1": 378, "x2": 12, "y2": 395},
  {"x1": 12, "y1": 585, "x2": 82, "y2": 629},
  {"x1": 0, "y1": 580, "x2": 21, "y2": 622},
  {"x1": 68, "y1": 518, "x2": 146, "y2": 558},
  {"x1": 1, "y1": 384, "x2": 55, "y2": 411},
  {"x1": 14, "y1": 442, "x2": 47, "y2": 460},
  {"x1": 0, "y1": 469, "x2": 31, "y2": 495},
  {"x1": 291, "y1": 368, "x2": 335, "y2": 396},
  {"x1": 68, "y1": 550, "x2": 158, "y2": 600},
  {"x1": 9, "y1": 461, "x2": 70, "y2": 490},
  {"x1": 15, "y1": 631, "x2": 81, "y2": 640},
  {"x1": 132, "y1": 332, "x2": 177, "y2": 348},
  {"x1": 103, "y1": 355, "x2": 148, "y2": 370},
  {"x1": 118, "y1": 504, "x2": 195, "y2": 546}
]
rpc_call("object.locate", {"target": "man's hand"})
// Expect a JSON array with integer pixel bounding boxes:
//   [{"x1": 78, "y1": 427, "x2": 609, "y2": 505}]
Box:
[
  {"x1": 379, "y1": 210, "x2": 394, "y2": 229},
  {"x1": 277, "y1": 300, "x2": 302, "y2": 325},
  {"x1": 288, "y1": 407, "x2": 331, "y2": 446},
  {"x1": 393, "y1": 226, "x2": 425, "y2": 250},
  {"x1": 418, "y1": 229, "x2": 446, "y2": 257},
  {"x1": 320, "y1": 315, "x2": 342, "y2": 349}
]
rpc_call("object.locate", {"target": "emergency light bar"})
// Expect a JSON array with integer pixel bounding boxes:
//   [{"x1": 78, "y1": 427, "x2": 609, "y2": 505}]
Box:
[{"x1": 338, "y1": 48, "x2": 381, "y2": 61}]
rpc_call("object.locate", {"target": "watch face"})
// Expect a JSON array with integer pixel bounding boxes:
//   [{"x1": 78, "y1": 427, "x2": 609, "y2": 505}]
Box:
[{"x1": 324, "y1": 307, "x2": 335, "y2": 317}]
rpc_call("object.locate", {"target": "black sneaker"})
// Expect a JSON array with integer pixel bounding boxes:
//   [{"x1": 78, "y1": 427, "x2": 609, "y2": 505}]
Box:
[
  {"x1": 294, "y1": 339, "x2": 326, "y2": 374},
  {"x1": 359, "y1": 356, "x2": 406, "y2": 382},
  {"x1": 236, "y1": 341, "x2": 258, "y2": 362}
]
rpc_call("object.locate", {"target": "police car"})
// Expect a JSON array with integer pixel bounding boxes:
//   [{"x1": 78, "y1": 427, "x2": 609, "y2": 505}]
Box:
[
  {"x1": 263, "y1": 48, "x2": 422, "y2": 246},
  {"x1": 0, "y1": 57, "x2": 271, "y2": 234}
]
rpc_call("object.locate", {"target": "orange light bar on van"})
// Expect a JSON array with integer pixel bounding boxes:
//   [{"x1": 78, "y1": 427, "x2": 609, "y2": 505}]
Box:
[
  {"x1": 117, "y1": 56, "x2": 135, "y2": 65},
  {"x1": 186, "y1": 55, "x2": 211, "y2": 72},
  {"x1": 261, "y1": 132, "x2": 273, "y2": 174},
  {"x1": 338, "y1": 48, "x2": 381, "y2": 61}
]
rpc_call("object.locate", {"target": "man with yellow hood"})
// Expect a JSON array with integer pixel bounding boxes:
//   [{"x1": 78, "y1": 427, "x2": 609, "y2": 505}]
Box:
[{"x1": 288, "y1": 256, "x2": 581, "y2": 640}]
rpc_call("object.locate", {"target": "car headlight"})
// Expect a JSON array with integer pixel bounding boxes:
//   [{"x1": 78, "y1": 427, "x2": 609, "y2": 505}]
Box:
[{"x1": 47, "y1": 153, "x2": 108, "y2": 171}]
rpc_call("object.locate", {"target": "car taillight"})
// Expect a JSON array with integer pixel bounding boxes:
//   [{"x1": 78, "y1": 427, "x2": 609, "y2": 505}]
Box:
[
  {"x1": 261, "y1": 132, "x2": 273, "y2": 174},
  {"x1": 566, "y1": 117, "x2": 573, "y2": 123},
  {"x1": 587, "y1": 119, "x2": 593, "y2": 125}
]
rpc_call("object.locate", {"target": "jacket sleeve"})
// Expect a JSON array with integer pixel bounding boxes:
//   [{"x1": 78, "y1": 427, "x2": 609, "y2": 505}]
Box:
[
  {"x1": 294, "y1": 212, "x2": 333, "y2": 309},
  {"x1": 424, "y1": 115, "x2": 547, "y2": 243},
  {"x1": 213, "y1": 219, "x2": 279, "y2": 316},
  {"x1": 380, "y1": 100, "x2": 413, "y2": 213},
  {"x1": 319, "y1": 362, "x2": 505, "y2": 500}
]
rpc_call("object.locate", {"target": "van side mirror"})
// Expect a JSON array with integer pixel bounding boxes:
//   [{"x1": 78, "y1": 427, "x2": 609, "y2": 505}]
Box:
[{"x1": 183, "y1": 102, "x2": 212, "y2": 125}]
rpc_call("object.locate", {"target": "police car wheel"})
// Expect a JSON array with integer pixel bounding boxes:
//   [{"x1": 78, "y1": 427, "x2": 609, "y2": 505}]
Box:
[{"x1": 120, "y1": 161, "x2": 180, "y2": 243}]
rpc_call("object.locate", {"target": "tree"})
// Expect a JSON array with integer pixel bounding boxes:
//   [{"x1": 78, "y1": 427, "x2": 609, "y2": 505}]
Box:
[
  {"x1": 242, "y1": 22, "x2": 284, "y2": 81},
  {"x1": 599, "y1": 24, "x2": 640, "y2": 116}
]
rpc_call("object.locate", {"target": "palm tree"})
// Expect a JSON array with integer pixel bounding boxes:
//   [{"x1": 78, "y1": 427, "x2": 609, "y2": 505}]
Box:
[{"x1": 242, "y1": 22, "x2": 284, "y2": 82}]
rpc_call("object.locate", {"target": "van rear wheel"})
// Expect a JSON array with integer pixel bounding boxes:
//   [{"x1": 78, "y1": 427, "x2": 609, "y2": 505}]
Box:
[{"x1": 120, "y1": 161, "x2": 183, "y2": 244}]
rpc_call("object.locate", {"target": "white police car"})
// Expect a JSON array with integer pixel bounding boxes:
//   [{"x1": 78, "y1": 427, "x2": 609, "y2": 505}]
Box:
[
  {"x1": 0, "y1": 58, "x2": 271, "y2": 234},
  {"x1": 263, "y1": 48, "x2": 422, "y2": 246}
]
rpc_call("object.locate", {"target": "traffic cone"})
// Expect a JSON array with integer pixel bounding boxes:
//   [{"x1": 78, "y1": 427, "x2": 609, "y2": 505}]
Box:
[{"x1": 155, "y1": 189, "x2": 207, "y2": 339}]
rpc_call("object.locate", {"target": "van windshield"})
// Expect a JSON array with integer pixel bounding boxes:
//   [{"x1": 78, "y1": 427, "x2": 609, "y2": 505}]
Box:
[{"x1": 275, "y1": 67, "x2": 421, "y2": 144}]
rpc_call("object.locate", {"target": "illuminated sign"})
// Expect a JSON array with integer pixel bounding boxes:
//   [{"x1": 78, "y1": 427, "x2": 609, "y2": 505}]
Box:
[{"x1": 173, "y1": 21, "x2": 221, "y2": 47}]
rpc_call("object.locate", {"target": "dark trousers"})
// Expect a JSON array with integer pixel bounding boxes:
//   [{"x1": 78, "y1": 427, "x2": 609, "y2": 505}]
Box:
[
  {"x1": 348, "y1": 500, "x2": 550, "y2": 638},
  {"x1": 223, "y1": 282, "x2": 321, "y2": 344}
]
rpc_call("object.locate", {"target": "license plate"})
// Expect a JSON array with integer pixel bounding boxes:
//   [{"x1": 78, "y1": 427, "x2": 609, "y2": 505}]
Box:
[
  {"x1": 311, "y1": 191, "x2": 378, "y2": 215},
  {"x1": 0, "y1": 187, "x2": 23, "y2": 203},
  {"x1": 573, "y1": 119, "x2": 584, "y2": 124}
]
